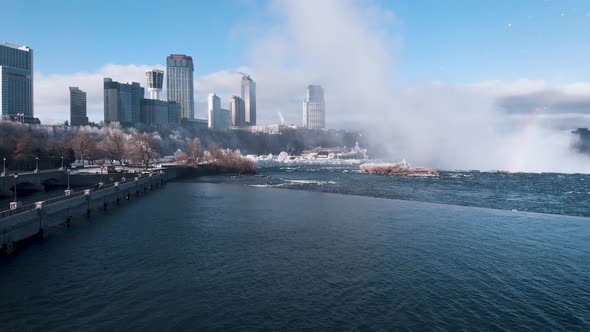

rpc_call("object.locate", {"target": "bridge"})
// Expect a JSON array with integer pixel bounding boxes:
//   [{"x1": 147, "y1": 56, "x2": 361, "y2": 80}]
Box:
[{"x1": 0, "y1": 169, "x2": 65, "y2": 198}]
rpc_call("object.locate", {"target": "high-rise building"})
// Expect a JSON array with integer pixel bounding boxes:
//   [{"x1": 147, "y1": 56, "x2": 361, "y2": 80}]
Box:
[
  {"x1": 207, "y1": 93, "x2": 230, "y2": 129},
  {"x1": 146, "y1": 69, "x2": 164, "y2": 100},
  {"x1": 218, "y1": 109, "x2": 231, "y2": 129},
  {"x1": 229, "y1": 95, "x2": 246, "y2": 127},
  {"x1": 167, "y1": 54, "x2": 194, "y2": 120},
  {"x1": 208, "y1": 93, "x2": 220, "y2": 128},
  {"x1": 141, "y1": 99, "x2": 181, "y2": 126},
  {"x1": 303, "y1": 85, "x2": 325, "y2": 130},
  {"x1": 69, "y1": 87, "x2": 88, "y2": 126},
  {"x1": 241, "y1": 75, "x2": 256, "y2": 125},
  {"x1": 104, "y1": 78, "x2": 144, "y2": 125},
  {"x1": 0, "y1": 43, "x2": 33, "y2": 119}
]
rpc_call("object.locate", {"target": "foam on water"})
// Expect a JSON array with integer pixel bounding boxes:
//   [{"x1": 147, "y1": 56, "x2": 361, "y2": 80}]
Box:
[
  {"x1": 285, "y1": 179, "x2": 337, "y2": 185},
  {"x1": 200, "y1": 165, "x2": 590, "y2": 217}
]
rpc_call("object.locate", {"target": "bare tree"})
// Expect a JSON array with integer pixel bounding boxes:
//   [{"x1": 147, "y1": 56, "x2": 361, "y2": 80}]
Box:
[
  {"x1": 46, "y1": 138, "x2": 68, "y2": 168},
  {"x1": 62, "y1": 133, "x2": 77, "y2": 166},
  {"x1": 127, "y1": 133, "x2": 160, "y2": 170},
  {"x1": 99, "y1": 130, "x2": 127, "y2": 165},
  {"x1": 0, "y1": 122, "x2": 19, "y2": 163},
  {"x1": 204, "y1": 145, "x2": 256, "y2": 174},
  {"x1": 71, "y1": 132, "x2": 98, "y2": 166},
  {"x1": 14, "y1": 131, "x2": 39, "y2": 169},
  {"x1": 187, "y1": 138, "x2": 203, "y2": 163},
  {"x1": 205, "y1": 144, "x2": 223, "y2": 162},
  {"x1": 46, "y1": 138, "x2": 62, "y2": 159},
  {"x1": 86, "y1": 138, "x2": 102, "y2": 165},
  {"x1": 174, "y1": 150, "x2": 188, "y2": 163}
]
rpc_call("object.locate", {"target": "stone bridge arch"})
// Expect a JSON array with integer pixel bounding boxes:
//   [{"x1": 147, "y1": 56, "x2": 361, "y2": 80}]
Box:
[
  {"x1": 10, "y1": 181, "x2": 41, "y2": 194},
  {"x1": 41, "y1": 177, "x2": 61, "y2": 190}
]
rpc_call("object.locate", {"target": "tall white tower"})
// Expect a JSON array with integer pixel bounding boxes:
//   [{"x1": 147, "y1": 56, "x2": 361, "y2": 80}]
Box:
[
  {"x1": 208, "y1": 93, "x2": 221, "y2": 128},
  {"x1": 303, "y1": 85, "x2": 325, "y2": 130},
  {"x1": 241, "y1": 75, "x2": 256, "y2": 125},
  {"x1": 146, "y1": 69, "x2": 164, "y2": 100}
]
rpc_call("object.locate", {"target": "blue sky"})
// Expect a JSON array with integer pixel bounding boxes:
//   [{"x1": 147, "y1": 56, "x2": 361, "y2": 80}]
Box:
[
  {"x1": 391, "y1": 0, "x2": 590, "y2": 82},
  {"x1": 2, "y1": 0, "x2": 589, "y2": 83}
]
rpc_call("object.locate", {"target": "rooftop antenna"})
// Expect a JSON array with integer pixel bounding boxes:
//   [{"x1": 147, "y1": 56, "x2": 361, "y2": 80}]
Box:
[{"x1": 236, "y1": 71, "x2": 250, "y2": 78}]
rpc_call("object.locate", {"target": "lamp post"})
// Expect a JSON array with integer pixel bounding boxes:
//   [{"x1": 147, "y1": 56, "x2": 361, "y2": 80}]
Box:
[
  {"x1": 13, "y1": 173, "x2": 18, "y2": 202},
  {"x1": 2, "y1": 157, "x2": 5, "y2": 176},
  {"x1": 61, "y1": 156, "x2": 64, "y2": 170},
  {"x1": 35, "y1": 156, "x2": 39, "y2": 173},
  {"x1": 67, "y1": 168, "x2": 70, "y2": 190}
]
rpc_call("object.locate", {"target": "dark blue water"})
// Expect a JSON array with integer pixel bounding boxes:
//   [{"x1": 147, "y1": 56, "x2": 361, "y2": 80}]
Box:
[
  {"x1": 0, "y1": 179, "x2": 589, "y2": 330},
  {"x1": 201, "y1": 165, "x2": 590, "y2": 217}
]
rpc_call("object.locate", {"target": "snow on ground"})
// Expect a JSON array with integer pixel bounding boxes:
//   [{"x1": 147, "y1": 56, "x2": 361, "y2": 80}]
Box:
[{"x1": 247, "y1": 152, "x2": 365, "y2": 168}]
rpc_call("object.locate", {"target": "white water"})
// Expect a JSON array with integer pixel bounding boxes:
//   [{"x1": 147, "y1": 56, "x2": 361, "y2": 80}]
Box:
[{"x1": 248, "y1": 152, "x2": 364, "y2": 168}]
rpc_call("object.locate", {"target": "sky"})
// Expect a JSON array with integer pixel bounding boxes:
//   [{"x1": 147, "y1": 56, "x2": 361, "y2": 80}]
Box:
[
  {"x1": 3, "y1": 0, "x2": 590, "y2": 81},
  {"x1": 2, "y1": 0, "x2": 590, "y2": 172}
]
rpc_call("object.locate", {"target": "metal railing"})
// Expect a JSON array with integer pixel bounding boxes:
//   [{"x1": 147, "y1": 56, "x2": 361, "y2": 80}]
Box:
[
  {"x1": 0, "y1": 172, "x2": 162, "y2": 218},
  {"x1": 0, "y1": 203, "x2": 37, "y2": 218},
  {"x1": 43, "y1": 190, "x2": 86, "y2": 205}
]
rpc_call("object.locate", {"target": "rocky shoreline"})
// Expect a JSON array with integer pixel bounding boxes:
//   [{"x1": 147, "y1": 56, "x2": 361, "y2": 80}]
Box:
[{"x1": 360, "y1": 161, "x2": 439, "y2": 177}]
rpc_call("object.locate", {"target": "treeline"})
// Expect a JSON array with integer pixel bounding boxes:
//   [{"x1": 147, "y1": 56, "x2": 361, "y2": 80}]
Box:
[
  {"x1": 181, "y1": 126, "x2": 361, "y2": 155},
  {"x1": 0, "y1": 121, "x2": 362, "y2": 171},
  {"x1": 0, "y1": 122, "x2": 179, "y2": 171}
]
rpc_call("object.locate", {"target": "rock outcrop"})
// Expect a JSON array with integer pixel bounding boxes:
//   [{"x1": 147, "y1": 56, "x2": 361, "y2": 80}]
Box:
[{"x1": 360, "y1": 161, "x2": 439, "y2": 177}]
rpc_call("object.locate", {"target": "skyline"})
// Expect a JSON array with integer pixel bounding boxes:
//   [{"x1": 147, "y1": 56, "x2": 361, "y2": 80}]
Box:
[{"x1": 2, "y1": 0, "x2": 589, "y2": 127}]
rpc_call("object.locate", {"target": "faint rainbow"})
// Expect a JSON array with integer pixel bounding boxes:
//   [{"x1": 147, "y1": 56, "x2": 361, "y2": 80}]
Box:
[{"x1": 507, "y1": 108, "x2": 545, "y2": 172}]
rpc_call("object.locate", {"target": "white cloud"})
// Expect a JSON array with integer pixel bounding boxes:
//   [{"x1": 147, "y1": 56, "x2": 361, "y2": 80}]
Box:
[{"x1": 35, "y1": 64, "x2": 163, "y2": 124}]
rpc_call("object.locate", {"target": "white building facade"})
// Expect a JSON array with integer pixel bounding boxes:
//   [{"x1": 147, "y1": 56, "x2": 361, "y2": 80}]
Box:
[
  {"x1": 208, "y1": 93, "x2": 231, "y2": 129},
  {"x1": 303, "y1": 85, "x2": 325, "y2": 130},
  {"x1": 241, "y1": 75, "x2": 256, "y2": 125},
  {"x1": 229, "y1": 95, "x2": 246, "y2": 127}
]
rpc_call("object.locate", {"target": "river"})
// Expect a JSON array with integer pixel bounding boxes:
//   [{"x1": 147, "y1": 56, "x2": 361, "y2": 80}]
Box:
[{"x1": 0, "y1": 177, "x2": 588, "y2": 330}]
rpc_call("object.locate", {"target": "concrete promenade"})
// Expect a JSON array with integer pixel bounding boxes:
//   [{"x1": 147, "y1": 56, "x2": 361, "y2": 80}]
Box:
[
  {"x1": 0, "y1": 172, "x2": 168, "y2": 256},
  {"x1": 0, "y1": 168, "x2": 137, "y2": 198}
]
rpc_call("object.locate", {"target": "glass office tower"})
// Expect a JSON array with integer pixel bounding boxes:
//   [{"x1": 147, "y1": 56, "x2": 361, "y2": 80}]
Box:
[
  {"x1": 0, "y1": 43, "x2": 33, "y2": 118},
  {"x1": 303, "y1": 85, "x2": 325, "y2": 130},
  {"x1": 166, "y1": 54, "x2": 194, "y2": 119}
]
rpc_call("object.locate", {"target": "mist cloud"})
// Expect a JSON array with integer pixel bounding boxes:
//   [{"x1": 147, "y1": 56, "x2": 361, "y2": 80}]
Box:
[{"x1": 497, "y1": 89, "x2": 590, "y2": 115}]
